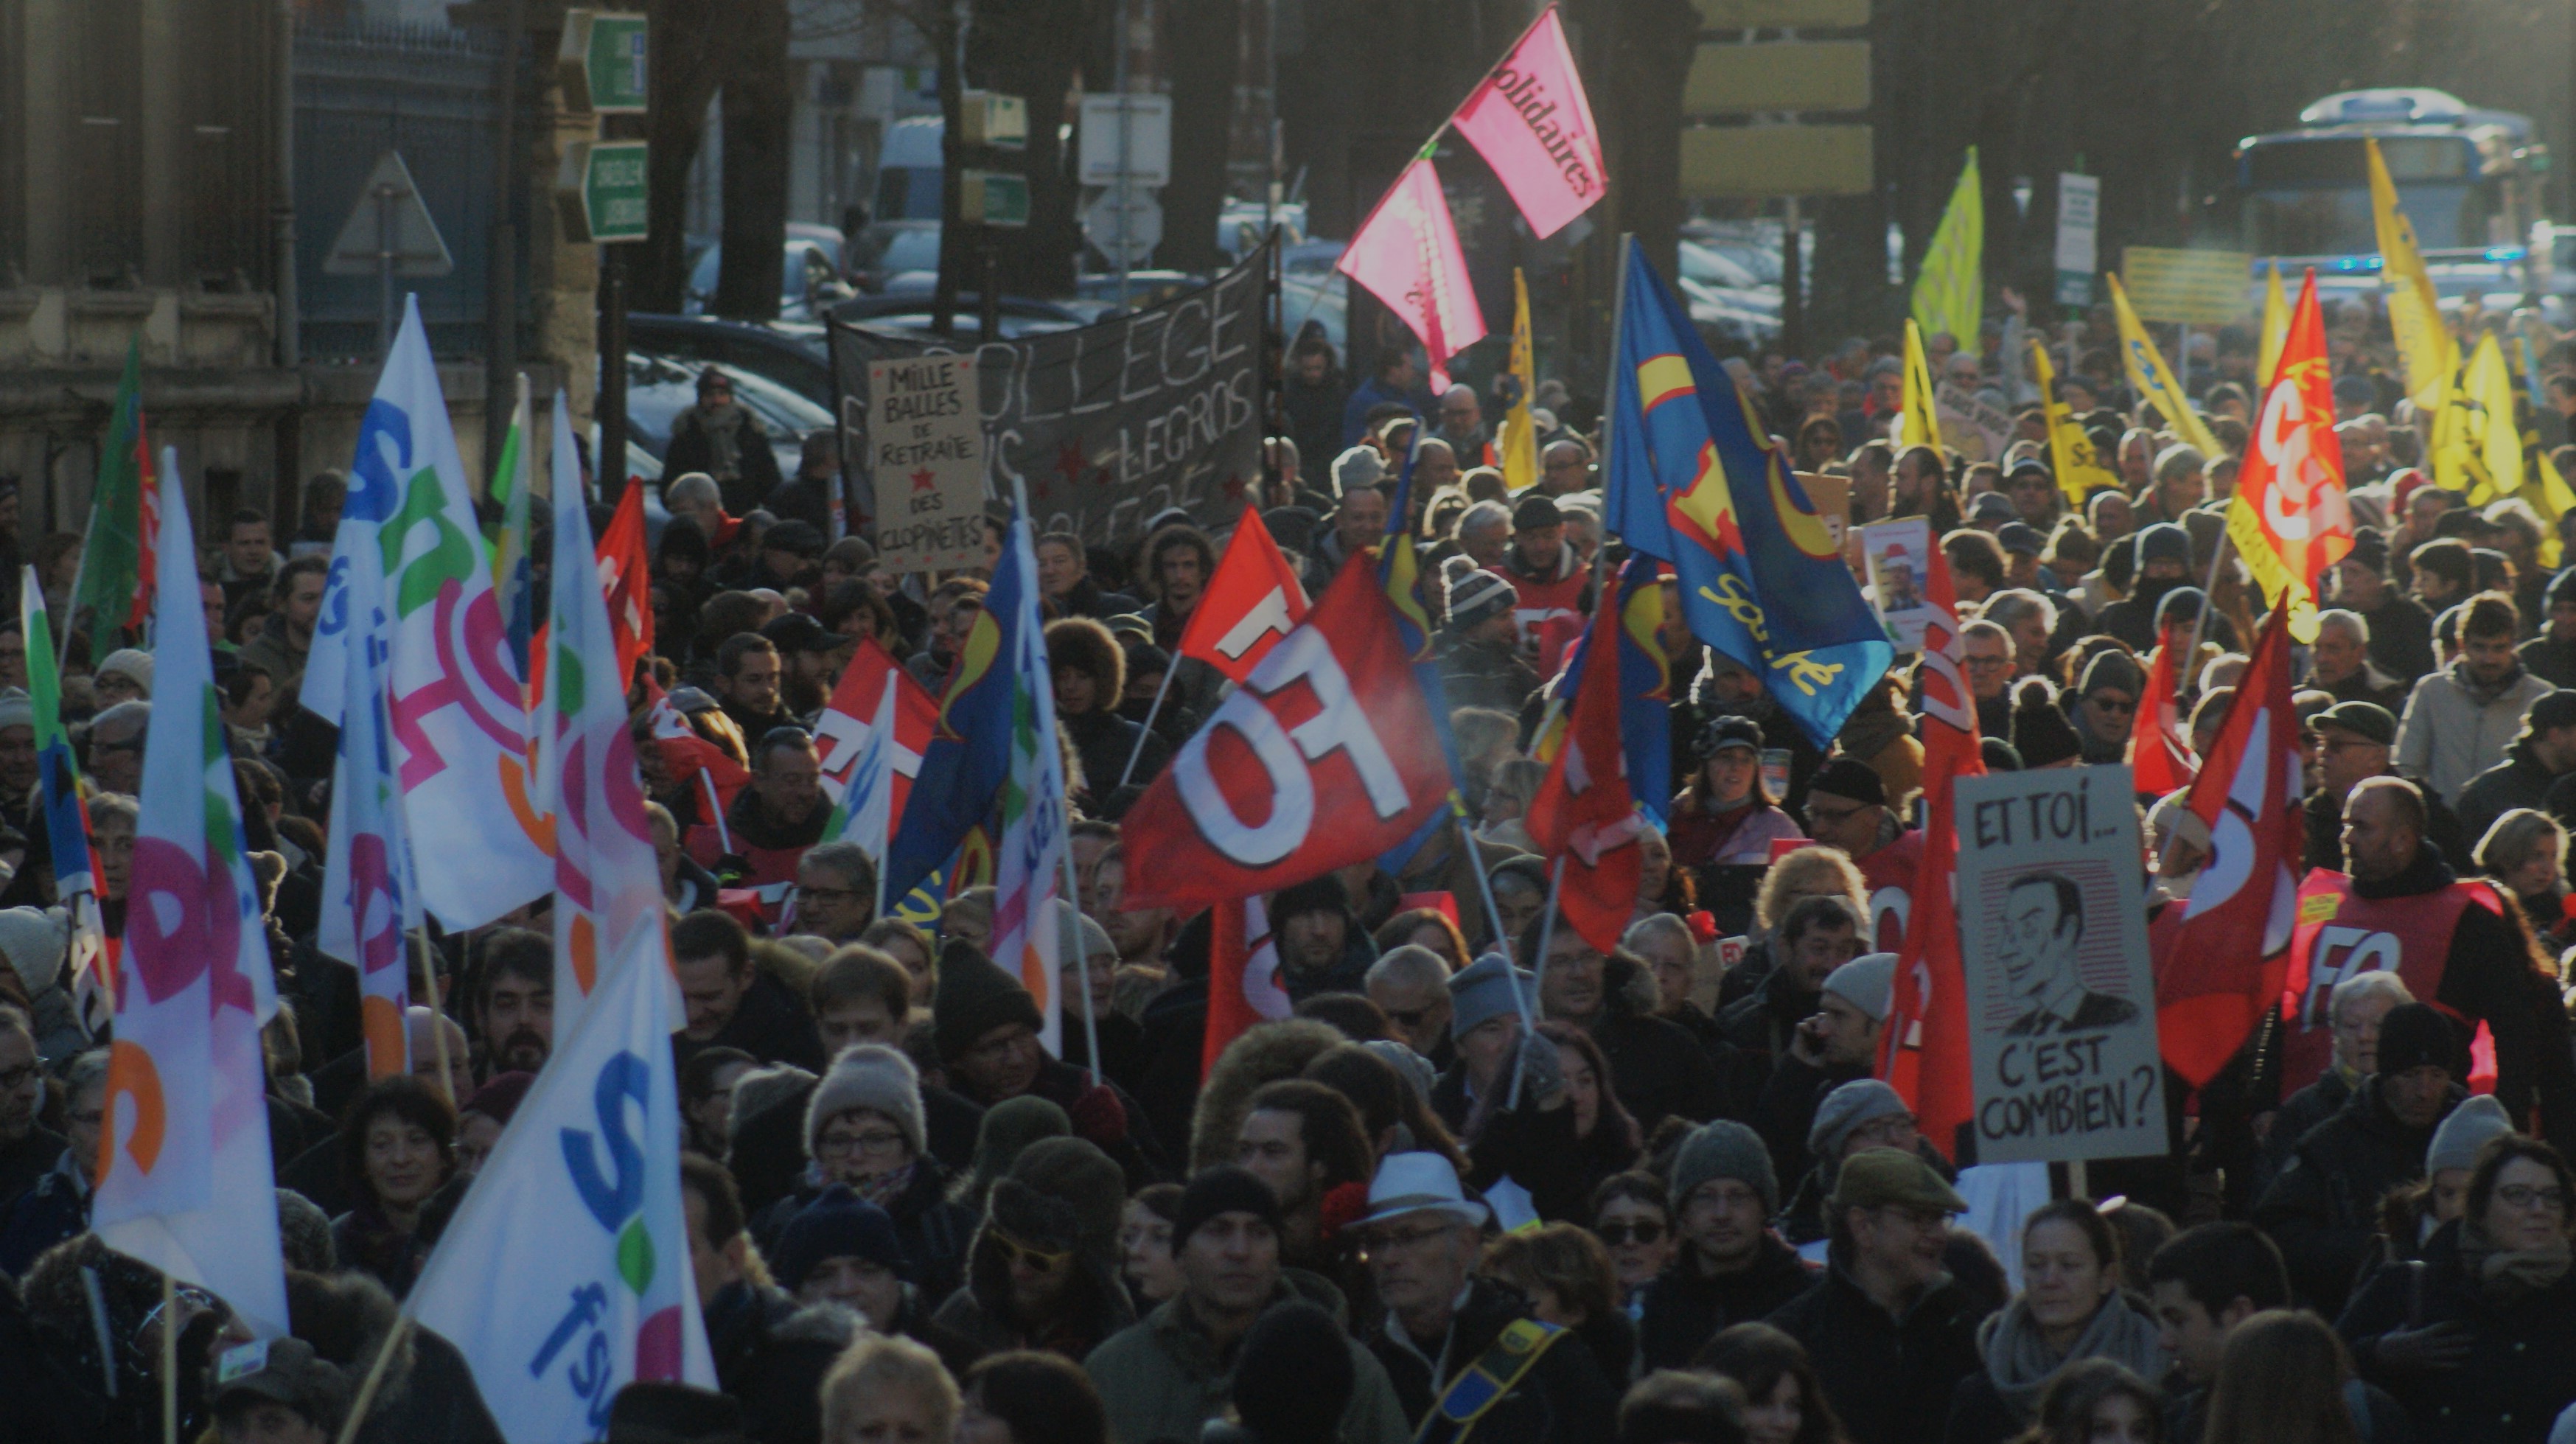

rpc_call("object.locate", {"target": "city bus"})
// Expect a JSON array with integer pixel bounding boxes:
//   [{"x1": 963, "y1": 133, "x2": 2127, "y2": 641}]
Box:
[{"x1": 2230, "y1": 88, "x2": 2549, "y2": 303}]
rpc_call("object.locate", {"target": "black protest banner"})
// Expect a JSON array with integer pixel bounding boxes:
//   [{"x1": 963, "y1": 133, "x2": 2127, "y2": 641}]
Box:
[{"x1": 828, "y1": 242, "x2": 1270, "y2": 552}]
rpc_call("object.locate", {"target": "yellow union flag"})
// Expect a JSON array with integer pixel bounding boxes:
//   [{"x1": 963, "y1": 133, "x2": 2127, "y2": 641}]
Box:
[
  {"x1": 2258, "y1": 262, "x2": 2291, "y2": 390},
  {"x1": 2367, "y1": 139, "x2": 2456, "y2": 411},
  {"x1": 1911, "y1": 147, "x2": 1983, "y2": 350},
  {"x1": 1500, "y1": 268, "x2": 1539, "y2": 492},
  {"x1": 2030, "y1": 341, "x2": 2121, "y2": 508},
  {"x1": 2107, "y1": 273, "x2": 2223, "y2": 460},
  {"x1": 1898, "y1": 319, "x2": 1943, "y2": 454}
]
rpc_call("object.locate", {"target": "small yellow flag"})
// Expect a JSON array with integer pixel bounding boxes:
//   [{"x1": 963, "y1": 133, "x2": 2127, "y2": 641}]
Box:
[
  {"x1": 1911, "y1": 148, "x2": 1983, "y2": 352},
  {"x1": 2107, "y1": 274, "x2": 2224, "y2": 460},
  {"x1": 2258, "y1": 262, "x2": 2291, "y2": 391},
  {"x1": 2367, "y1": 139, "x2": 2457, "y2": 411},
  {"x1": 1500, "y1": 268, "x2": 1538, "y2": 492},
  {"x1": 2462, "y1": 333, "x2": 2523, "y2": 507},
  {"x1": 2030, "y1": 341, "x2": 2121, "y2": 509},
  {"x1": 1898, "y1": 319, "x2": 1943, "y2": 455}
]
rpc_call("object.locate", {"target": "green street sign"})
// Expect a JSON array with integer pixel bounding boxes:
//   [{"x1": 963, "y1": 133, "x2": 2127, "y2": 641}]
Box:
[
  {"x1": 962, "y1": 170, "x2": 1030, "y2": 229},
  {"x1": 559, "y1": 9, "x2": 648, "y2": 115},
  {"x1": 557, "y1": 139, "x2": 649, "y2": 243}
]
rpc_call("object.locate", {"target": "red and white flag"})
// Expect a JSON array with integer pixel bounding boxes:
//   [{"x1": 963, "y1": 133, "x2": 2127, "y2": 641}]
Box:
[
  {"x1": 1118, "y1": 557, "x2": 1453, "y2": 912},
  {"x1": 1525, "y1": 581, "x2": 1642, "y2": 954},
  {"x1": 1203, "y1": 896, "x2": 1293, "y2": 1079},
  {"x1": 1450, "y1": 7, "x2": 1606, "y2": 241},
  {"x1": 814, "y1": 636, "x2": 937, "y2": 822},
  {"x1": 2225, "y1": 269, "x2": 2353, "y2": 641},
  {"x1": 1179, "y1": 507, "x2": 1312, "y2": 685},
  {"x1": 596, "y1": 480, "x2": 655, "y2": 686},
  {"x1": 644, "y1": 679, "x2": 753, "y2": 817},
  {"x1": 1879, "y1": 534, "x2": 1980, "y2": 1159},
  {"x1": 2159, "y1": 595, "x2": 2306, "y2": 1087},
  {"x1": 1338, "y1": 159, "x2": 1487, "y2": 388},
  {"x1": 2127, "y1": 626, "x2": 2199, "y2": 797}
]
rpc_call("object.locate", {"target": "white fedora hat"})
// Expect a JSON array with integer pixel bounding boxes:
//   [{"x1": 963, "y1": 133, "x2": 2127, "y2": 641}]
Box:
[{"x1": 1356, "y1": 1151, "x2": 1489, "y2": 1230}]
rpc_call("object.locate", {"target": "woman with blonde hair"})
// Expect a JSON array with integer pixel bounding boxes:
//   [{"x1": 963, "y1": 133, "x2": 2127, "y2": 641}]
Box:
[
  {"x1": 2474, "y1": 807, "x2": 2575, "y2": 954},
  {"x1": 1717, "y1": 847, "x2": 1866, "y2": 1012},
  {"x1": 821, "y1": 1333, "x2": 960, "y2": 1444}
]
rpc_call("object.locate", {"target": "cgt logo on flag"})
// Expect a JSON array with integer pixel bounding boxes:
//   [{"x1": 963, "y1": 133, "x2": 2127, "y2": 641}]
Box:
[{"x1": 532, "y1": 1050, "x2": 682, "y2": 1429}]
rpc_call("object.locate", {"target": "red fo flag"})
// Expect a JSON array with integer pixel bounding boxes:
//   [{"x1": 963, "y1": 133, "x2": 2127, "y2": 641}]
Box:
[
  {"x1": 2126, "y1": 626, "x2": 2199, "y2": 797},
  {"x1": 1449, "y1": 7, "x2": 1606, "y2": 241},
  {"x1": 1204, "y1": 896, "x2": 1293, "y2": 1079},
  {"x1": 1179, "y1": 507, "x2": 1311, "y2": 684},
  {"x1": 596, "y1": 481, "x2": 655, "y2": 685},
  {"x1": 2158, "y1": 595, "x2": 2306, "y2": 1087},
  {"x1": 1879, "y1": 534, "x2": 1980, "y2": 1159},
  {"x1": 1337, "y1": 159, "x2": 1487, "y2": 386},
  {"x1": 1525, "y1": 583, "x2": 1642, "y2": 953},
  {"x1": 815, "y1": 637, "x2": 937, "y2": 823},
  {"x1": 1117, "y1": 558, "x2": 1453, "y2": 912}
]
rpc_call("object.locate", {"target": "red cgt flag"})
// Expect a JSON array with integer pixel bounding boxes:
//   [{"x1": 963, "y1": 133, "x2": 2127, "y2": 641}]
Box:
[
  {"x1": 596, "y1": 481, "x2": 655, "y2": 685},
  {"x1": 1879, "y1": 532, "x2": 1980, "y2": 1159},
  {"x1": 1525, "y1": 578, "x2": 1642, "y2": 954},
  {"x1": 2158, "y1": 594, "x2": 2306, "y2": 1087},
  {"x1": 2225, "y1": 268, "x2": 2353, "y2": 640},
  {"x1": 1204, "y1": 896, "x2": 1294, "y2": 1079},
  {"x1": 1179, "y1": 506, "x2": 1312, "y2": 684},
  {"x1": 2127, "y1": 624, "x2": 2199, "y2": 797},
  {"x1": 1118, "y1": 557, "x2": 1452, "y2": 913}
]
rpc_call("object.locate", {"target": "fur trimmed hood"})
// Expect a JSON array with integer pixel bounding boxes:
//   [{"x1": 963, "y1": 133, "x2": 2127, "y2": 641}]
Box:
[{"x1": 1188, "y1": 1018, "x2": 1351, "y2": 1173}]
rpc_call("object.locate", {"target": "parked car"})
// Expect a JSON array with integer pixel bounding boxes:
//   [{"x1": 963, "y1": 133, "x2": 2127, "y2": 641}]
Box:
[
  {"x1": 850, "y1": 220, "x2": 943, "y2": 293},
  {"x1": 683, "y1": 223, "x2": 850, "y2": 321},
  {"x1": 830, "y1": 292, "x2": 1087, "y2": 340},
  {"x1": 626, "y1": 314, "x2": 833, "y2": 411}
]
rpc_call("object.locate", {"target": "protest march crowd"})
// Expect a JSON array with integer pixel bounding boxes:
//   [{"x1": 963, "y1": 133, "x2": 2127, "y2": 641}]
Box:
[{"x1": 15, "y1": 18, "x2": 2576, "y2": 1444}]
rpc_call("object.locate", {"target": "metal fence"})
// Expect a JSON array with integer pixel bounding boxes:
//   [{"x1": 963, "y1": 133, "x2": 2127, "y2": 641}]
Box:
[{"x1": 294, "y1": 21, "x2": 533, "y2": 361}]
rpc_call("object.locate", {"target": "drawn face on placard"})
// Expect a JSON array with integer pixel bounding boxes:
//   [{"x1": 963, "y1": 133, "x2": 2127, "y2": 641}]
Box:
[{"x1": 1999, "y1": 874, "x2": 2084, "y2": 1008}]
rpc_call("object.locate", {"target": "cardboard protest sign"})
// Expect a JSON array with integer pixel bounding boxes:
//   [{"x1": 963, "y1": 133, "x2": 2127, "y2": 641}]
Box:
[
  {"x1": 1936, "y1": 381, "x2": 2014, "y2": 463},
  {"x1": 1954, "y1": 764, "x2": 2168, "y2": 1164},
  {"x1": 1860, "y1": 516, "x2": 1937, "y2": 652},
  {"x1": 831, "y1": 243, "x2": 1268, "y2": 550},
  {"x1": 865, "y1": 355, "x2": 986, "y2": 572}
]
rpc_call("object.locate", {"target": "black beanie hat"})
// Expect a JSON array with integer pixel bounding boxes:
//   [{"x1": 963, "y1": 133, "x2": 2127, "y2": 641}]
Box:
[
  {"x1": 932, "y1": 938, "x2": 1046, "y2": 1061},
  {"x1": 2374, "y1": 1002, "x2": 2465, "y2": 1081},
  {"x1": 1232, "y1": 1300, "x2": 1356, "y2": 1444},
  {"x1": 1807, "y1": 757, "x2": 1887, "y2": 808},
  {"x1": 2011, "y1": 678, "x2": 2082, "y2": 767},
  {"x1": 606, "y1": 1383, "x2": 751, "y2": 1444},
  {"x1": 1171, "y1": 1165, "x2": 1285, "y2": 1252}
]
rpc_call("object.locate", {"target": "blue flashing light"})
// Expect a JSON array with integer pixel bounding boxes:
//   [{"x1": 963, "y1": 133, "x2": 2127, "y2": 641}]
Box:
[{"x1": 2484, "y1": 246, "x2": 2527, "y2": 262}]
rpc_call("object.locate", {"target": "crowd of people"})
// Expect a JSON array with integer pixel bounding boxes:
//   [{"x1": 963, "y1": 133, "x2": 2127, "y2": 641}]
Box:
[{"x1": 5, "y1": 287, "x2": 2576, "y2": 1444}]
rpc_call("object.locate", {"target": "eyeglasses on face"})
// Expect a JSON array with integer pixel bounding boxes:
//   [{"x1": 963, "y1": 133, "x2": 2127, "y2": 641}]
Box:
[
  {"x1": 1594, "y1": 1221, "x2": 1666, "y2": 1246},
  {"x1": 988, "y1": 1230, "x2": 1072, "y2": 1272},
  {"x1": 817, "y1": 1127, "x2": 907, "y2": 1159}
]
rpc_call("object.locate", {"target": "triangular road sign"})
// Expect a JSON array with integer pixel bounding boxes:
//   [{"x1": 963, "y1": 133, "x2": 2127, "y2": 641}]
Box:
[{"x1": 324, "y1": 150, "x2": 454, "y2": 277}]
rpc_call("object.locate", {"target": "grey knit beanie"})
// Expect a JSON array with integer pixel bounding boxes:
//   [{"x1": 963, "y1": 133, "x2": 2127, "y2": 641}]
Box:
[
  {"x1": 1807, "y1": 1078, "x2": 1913, "y2": 1176},
  {"x1": 2426, "y1": 1093, "x2": 2513, "y2": 1176},
  {"x1": 1669, "y1": 1119, "x2": 1779, "y2": 1214},
  {"x1": 803, "y1": 1044, "x2": 927, "y2": 1159}
]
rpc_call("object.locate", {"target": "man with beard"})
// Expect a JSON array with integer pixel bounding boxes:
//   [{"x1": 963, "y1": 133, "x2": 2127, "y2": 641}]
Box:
[
  {"x1": 2395, "y1": 591, "x2": 2555, "y2": 801},
  {"x1": 1269, "y1": 875, "x2": 1377, "y2": 1001},
  {"x1": 1435, "y1": 384, "x2": 1494, "y2": 467},
  {"x1": 1092, "y1": 843, "x2": 1172, "y2": 969},
  {"x1": 760, "y1": 613, "x2": 840, "y2": 720},
  {"x1": 713, "y1": 633, "x2": 797, "y2": 741},
  {"x1": 472, "y1": 927, "x2": 554, "y2": 1077},
  {"x1": 1234, "y1": 1079, "x2": 1375, "y2": 1270},
  {"x1": 935, "y1": 938, "x2": 1162, "y2": 1186},
  {"x1": 665, "y1": 367, "x2": 783, "y2": 515},
  {"x1": 2093, "y1": 523, "x2": 2193, "y2": 650},
  {"x1": 1638, "y1": 1120, "x2": 1817, "y2": 1370},
  {"x1": 688, "y1": 727, "x2": 830, "y2": 897}
]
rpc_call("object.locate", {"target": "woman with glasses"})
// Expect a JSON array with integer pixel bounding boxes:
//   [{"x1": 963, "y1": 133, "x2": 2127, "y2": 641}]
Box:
[
  {"x1": 759, "y1": 1042, "x2": 977, "y2": 1303},
  {"x1": 2337, "y1": 1135, "x2": 2576, "y2": 1443},
  {"x1": 330, "y1": 1075, "x2": 457, "y2": 1298},
  {"x1": 1591, "y1": 1172, "x2": 1679, "y2": 1319}
]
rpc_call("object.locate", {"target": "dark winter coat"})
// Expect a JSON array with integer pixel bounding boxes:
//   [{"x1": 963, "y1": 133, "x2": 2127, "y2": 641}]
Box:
[
  {"x1": 1762, "y1": 1255, "x2": 1994, "y2": 1444},
  {"x1": 751, "y1": 1157, "x2": 978, "y2": 1305},
  {"x1": 1362, "y1": 1277, "x2": 1621, "y2": 1444},
  {"x1": 1636, "y1": 1233, "x2": 1819, "y2": 1371},
  {"x1": 1062, "y1": 706, "x2": 1168, "y2": 803},
  {"x1": 1430, "y1": 1059, "x2": 1592, "y2": 1225},
  {"x1": 2452, "y1": 739, "x2": 2568, "y2": 850},
  {"x1": 2253, "y1": 1068, "x2": 2355, "y2": 1204},
  {"x1": 1581, "y1": 954, "x2": 1727, "y2": 1134},
  {"x1": 703, "y1": 1282, "x2": 860, "y2": 1444},
  {"x1": 2338, "y1": 1217, "x2": 2576, "y2": 1444},
  {"x1": 2254, "y1": 1073, "x2": 2462, "y2": 1315}
]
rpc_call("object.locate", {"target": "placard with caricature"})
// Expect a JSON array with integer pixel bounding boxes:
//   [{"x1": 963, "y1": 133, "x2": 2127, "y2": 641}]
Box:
[{"x1": 1860, "y1": 517, "x2": 1937, "y2": 651}]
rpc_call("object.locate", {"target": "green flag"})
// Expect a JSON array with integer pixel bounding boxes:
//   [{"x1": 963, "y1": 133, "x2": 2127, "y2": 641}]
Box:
[
  {"x1": 1910, "y1": 147, "x2": 1984, "y2": 352},
  {"x1": 73, "y1": 338, "x2": 150, "y2": 639}
]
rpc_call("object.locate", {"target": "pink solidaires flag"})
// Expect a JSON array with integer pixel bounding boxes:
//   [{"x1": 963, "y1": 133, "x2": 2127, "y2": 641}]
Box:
[
  {"x1": 1338, "y1": 158, "x2": 1487, "y2": 386},
  {"x1": 94, "y1": 447, "x2": 290, "y2": 1340},
  {"x1": 1449, "y1": 7, "x2": 1606, "y2": 240}
]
